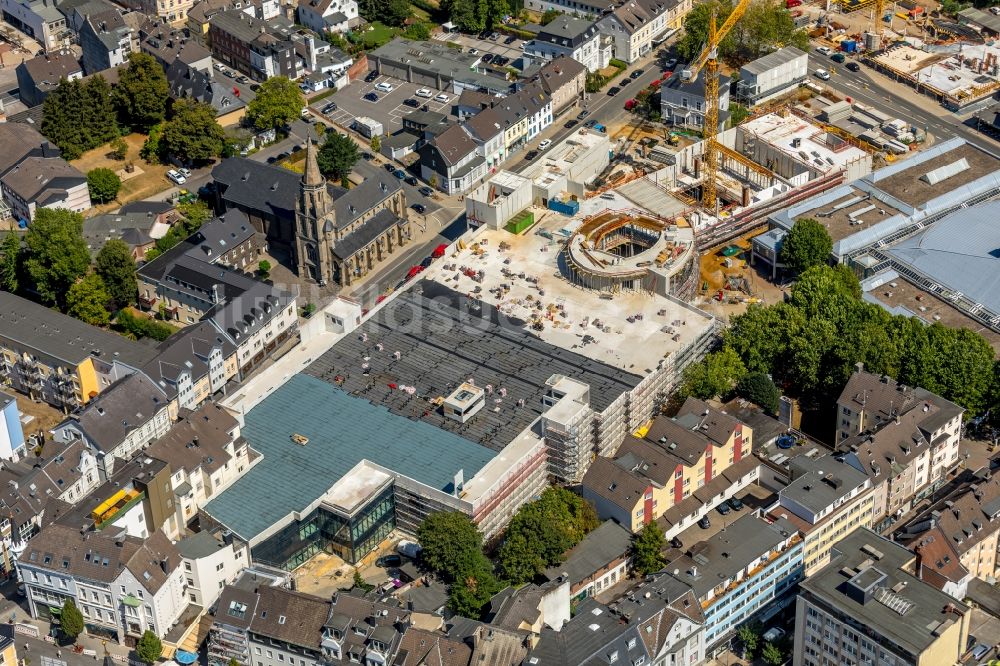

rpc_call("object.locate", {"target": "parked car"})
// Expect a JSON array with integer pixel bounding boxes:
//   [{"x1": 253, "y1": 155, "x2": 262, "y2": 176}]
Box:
[
  {"x1": 415, "y1": 87, "x2": 433, "y2": 98},
  {"x1": 237, "y1": 75, "x2": 250, "y2": 84},
  {"x1": 364, "y1": 92, "x2": 380, "y2": 102},
  {"x1": 698, "y1": 515, "x2": 711, "y2": 529},
  {"x1": 814, "y1": 68, "x2": 831, "y2": 80},
  {"x1": 763, "y1": 628, "x2": 786, "y2": 643},
  {"x1": 816, "y1": 45, "x2": 832, "y2": 56},
  {"x1": 607, "y1": 86, "x2": 621, "y2": 96},
  {"x1": 435, "y1": 93, "x2": 450, "y2": 103},
  {"x1": 728, "y1": 496, "x2": 744, "y2": 510},
  {"x1": 490, "y1": 32, "x2": 500, "y2": 41},
  {"x1": 365, "y1": 71, "x2": 379, "y2": 82},
  {"x1": 525, "y1": 150, "x2": 538, "y2": 161},
  {"x1": 482, "y1": 53, "x2": 494, "y2": 63},
  {"x1": 846, "y1": 61, "x2": 860, "y2": 72},
  {"x1": 405, "y1": 176, "x2": 418, "y2": 186},
  {"x1": 564, "y1": 119, "x2": 578, "y2": 129},
  {"x1": 223, "y1": 68, "x2": 236, "y2": 78},
  {"x1": 538, "y1": 139, "x2": 552, "y2": 150},
  {"x1": 493, "y1": 55, "x2": 509, "y2": 66},
  {"x1": 166, "y1": 169, "x2": 186, "y2": 185},
  {"x1": 630, "y1": 68, "x2": 644, "y2": 79},
  {"x1": 385, "y1": 163, "x2": 398, "y2": 172},
  {"x1": 717, "y1": 502, "x2": 731, "y2": 515},
  {"x1": 584, "y1": 119, "x2": 598, "y2": 128},
  {"x1": 301, "y1": 111, "x2": 315, "y2": 121},
  {"x1": 619, "y1": 78, "x2": 631, "y2": 87},
  {"x1": 250, "y1": 83, "x2": 260, "y2": 92},
  {"x1": 376, "y1": 554, "x2": 402, "y2": 568},
  {"x1": 375, "y1": 81, "x2": 394, "y2": 92},
  {"x1": 664, "y1": 57, "x2": 678, "y2": 70},
  {"x1": 266, "y1": 155, "x2": 278, "y2": 164},
  {"x1": 504, "y1": 35, "x2": 517, "y2": 44},
  {"x1": 831, "y1": 52, "x2": 846, "y2": 63},
  {"x1": 469, "y1": 47, "x2": 479, "y2": 55},
  {"x1": 577, "y1": 110, "x2": 590, "y2": 120},
  {"x1": 213, "y1": 62, "x2": 225, "y2": 71},
  {"x1": 419, "y1": 186, "x2": 433, "y2": 196},
  {"x1": 403, "y1": 98, "x2": 420, "y2": 107},
  {"x1": 178, "y1": 167, "x2": 192, "y2": 179},
  {"x1": 362, "y1": 152, "x2": 374, "y2": 160},
  {"x1": 393, "y1": 169, "x2": 406, "y2": 179},
  {"x1": 276, "y1": 152, "x2": 290, "y2": 161},
  {"x1": 972, "y1": 644, "x2": 993, "y2": 661},
  {"x1": 670, "y1": 537, "x2": 683, "y2": 549},
  {"x1": 322, "y1": 102, "x2": 338, "y2": 113},
  {"x1": 412, "y1": 203, "x2": 426, "y2": 214}
]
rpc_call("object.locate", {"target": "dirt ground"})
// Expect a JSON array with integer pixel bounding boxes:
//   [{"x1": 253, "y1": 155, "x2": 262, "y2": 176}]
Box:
[
  {"x1": 695, "y1": 229, "x2": 787, "y2": 321},
  {"x1": 14, "y1": 395, "x2": 67, "y2": 436},
  {"x1": 70, "y1": 134, "x2": 171, "y2": 216}
]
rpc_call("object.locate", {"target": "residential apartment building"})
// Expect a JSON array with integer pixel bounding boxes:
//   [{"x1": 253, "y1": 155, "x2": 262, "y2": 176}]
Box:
[
  {"x1": 15, "y1": 51, "x2": 83, "y2": 106},
  {"x1": 661, "y1": 69, "x2": 731, "y2": 130},
  {"x1": 146, "y1": 402, "x2": 254, "y2": 538},
  {"x1": 768, "y1": 454, "x2": 876, "y2": 576},
  {"x1": 295, "y1": 0, "x2": 357, "y2": 34},
  {"x1": 1, "y1": 155, "x2": 90, "y2": 222},
  {"x1": 0, "y1": 290, "x2": 157, "y2": 412},
  {"x1": 138, "y1": 20, "x2": 213, "y2": 71},
  {"x1": 526, "y1": 575, "x2": 705, "y2": 666},
  {"x1": 142, "y1": 321, "x2": 240, "y2": 412},
  {"x1": 18, "y1": 525, "x2": 187, "y2": 643},
  {"x1": 595, "y1": 0, "x2": 688, "y2": 63},
  {"x1": 0, "y1": 0, "x2": 70, "y2": 51},
  {"x1": 523, "y1": 16, "x2": 609, "y2": 73},
  {"x1": 176, "y1": 530, "x2": 249, "y2": 608},
  {"x1": 541, "y1": 519, "x2": 632, "y2": 602},
  {"x1": 208, "y1": 9, "x2": 301, "y2": 81},
  {"x1": 836, "y1": 367, "x2": 964, "y2": 530},
  {"x1": 79, "y1": 9, "x2": 135, "y2": 74},
  {"x1": 793, "y1": 528, "x2": 971, "y2": 666},
  {"x1": 52, "y1": 371, "x2": 173, "y2": 478},
  {"x1": 532, "y1": 55, "x2": 586, "y2": 114},
  {"x1": 419, "y1": 123, "x2": 489, "y2": 195},
  {"x1": 581, "y1": 397, "x2": 754, "y2": 532},
  {"x1": 896, "y1": 468, "x2": 1000, "y2": 599},
  {"x1": 666, "y1": 514, "x2": 803, "y2": 651}
]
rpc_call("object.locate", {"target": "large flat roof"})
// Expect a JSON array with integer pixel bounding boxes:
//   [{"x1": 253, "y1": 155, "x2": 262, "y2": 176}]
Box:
[
  {"x1": 740, "y1": 112, "x2": 869, "y2": 177},
  {"x1": 873, "y1": 141, "x2": 1000, "y2": 210},
  {"x1": 201, "y1": 374, "x2": 496, "y2": 541},
  {"x1": 303, "y1": 284, "x2": 644, "y2": 450}
]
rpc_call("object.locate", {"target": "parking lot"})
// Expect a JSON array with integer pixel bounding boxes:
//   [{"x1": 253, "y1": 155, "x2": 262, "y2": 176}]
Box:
[
  {"x1": 311, "y1": 74, "x2": 458, "y2": 136},
  {"x1": 431, "y1": 31, "x2": 528, "y2": 68}
]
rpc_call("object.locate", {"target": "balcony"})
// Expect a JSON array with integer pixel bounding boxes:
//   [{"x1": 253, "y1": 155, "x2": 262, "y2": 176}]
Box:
[{"x1": 92, "y1": 488, "x2": 145, "y2": 529}]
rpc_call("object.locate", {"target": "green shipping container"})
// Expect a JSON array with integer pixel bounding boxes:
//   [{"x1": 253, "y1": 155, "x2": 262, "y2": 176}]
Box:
[{"x1": 505, "y1": 211, "x2": 535, "y2": 234}]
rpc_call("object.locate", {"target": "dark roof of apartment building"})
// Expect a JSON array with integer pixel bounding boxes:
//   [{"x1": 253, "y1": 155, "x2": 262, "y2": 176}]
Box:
[
  {"x1": 543, "y1": 520, "x2": 632, "y2": 588},
  {"x1": 146, "y1": 402, "x2": 241, "y2": 476},
  {"x1": 60, "y1": 371, "x2": 169, "y2": 452},
  {"x1": 1, "y1": 156, "x2": 86, "y2": 206}
]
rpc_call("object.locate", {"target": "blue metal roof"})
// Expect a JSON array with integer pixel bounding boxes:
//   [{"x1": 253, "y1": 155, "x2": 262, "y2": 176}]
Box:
[{"x1": 202, "y1": 374, "x2": 496, "y2": 541}]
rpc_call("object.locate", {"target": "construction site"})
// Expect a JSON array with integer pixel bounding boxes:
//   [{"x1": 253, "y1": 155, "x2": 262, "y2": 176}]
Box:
[{"x1": 867, "y1": 42, "x2": 1000, "y2": 111}]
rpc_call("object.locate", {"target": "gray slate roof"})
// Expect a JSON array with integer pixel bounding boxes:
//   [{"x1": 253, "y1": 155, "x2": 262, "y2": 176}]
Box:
[
  {"x1": 543, "y1": 520, "x2": 632, "y2": 587},
  {"x1": 63, "y1": 371, "x2": 169, "y2": 451},
  {"x1": 741, "y1": 46, "x2": 807, "y2": 76}
]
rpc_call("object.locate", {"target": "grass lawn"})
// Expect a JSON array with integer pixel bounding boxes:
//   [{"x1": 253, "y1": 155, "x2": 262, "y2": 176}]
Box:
[
  {"x1": 410, "y1": 4, "x2": 432, "y2": 21},
  {"x1": 356, "y1": 21, "x2": 398, "y2": 48},
  {"x1": 71, "y1": 134, "x2": 171, "y2": 216}
]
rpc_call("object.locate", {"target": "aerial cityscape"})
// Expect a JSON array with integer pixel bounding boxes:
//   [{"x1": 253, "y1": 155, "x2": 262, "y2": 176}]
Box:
[{"x1": 0, "y1": 0, "x2": 997, "y2": 663}]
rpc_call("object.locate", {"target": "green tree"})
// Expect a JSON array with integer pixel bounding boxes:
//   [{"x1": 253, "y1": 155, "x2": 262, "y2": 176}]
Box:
[
  {"x1": 141, "y1": 123, "x2": 164, "y2": 163},
  {"x1": 441, "y1": 0, "x2": 487, "y2": 33},
  {"x1": 540, "y1": 8, "x2": 562, "y2": 23},
  {"x1": 448, "y1": 559, "x2": 501, "y2": 618},
  {"x1": 161, "y1": 99, "x2": 226, "y2": 164},
  {"x1": 416, "y1": 512, "x2": 488, "y2": 583},
  {"x1": 0, "y1": 232, "x2": 21, "y2": 293},
  {"x1": 317, "y1": 133, "x2": 359, "y2": 181},
  {"x1": 95, "y1": 239, "x2": 137, "y2": 309},
  {"x1": 115, "y1": 309, "x2": 174, "y2": 341},
  {"x1": 41, "y1": 76, "x2": 118, "y2": 160},
  {"x1": 112, "y1": 52, "x2": 169, "y2": 132},
  {"x1": 87, "y1": 167, "x2": 122, "y2": 203},
  {"x1": 402, "y1": 22, "x2": 431, "y2": 40},
  {"x1": 761, "y1": 642, "x2": 783, "y2": 666},
  {"x1": 59, "y1": 599, "x2": 84, "y2": 640},
  {"x1": 736, "y1": 625, "x2": 759, "y2": 657},
  {"x1": 730, "y1": 102, "x2": 750, "y2": 126},
  {"x1": 779, "y1": 218, "x2": 833, "y2": 274},
  {"x1": 736, "y1": 372, "x2": 780, "y2": 414},
  {"x1": 679, "y1": 346, "x2": 746, "y2": 400},
  {"x1": 370, "y1": 135, "x2": 381, "y2": 153},
  {"x1": 496, "y1": 531, "x2": 542, "y2": 584},
  {"x1": 24, "y1": 208, "x2": 91, "y2": 307},
  {"x1": 631, "y1": 522, "x2": 667, "y2": 577},
  {"x1": 257, "y1": 259, "x2": 271, "y2": 280},
  {"x1": 228, "y1": 659, "x2": 241, "y2": 666},
  {"x1": 135, "y1": 629, "x2": 162, "y2": 664},
  {"x1": 678, "y1": 0, "x2": 808, "y2": 66},
  {"x1": 246, "y1": 77, "x2": 305, "y2": 132},
  {"x1": 66, "y1": 274, "x2": 111, "y2": 326},
  {"x1": 110, "y1": 137, "x2": 129, "y2": 160},
  {"x1": 352, "y1": 569, "x2": 374, "y2": 592}
]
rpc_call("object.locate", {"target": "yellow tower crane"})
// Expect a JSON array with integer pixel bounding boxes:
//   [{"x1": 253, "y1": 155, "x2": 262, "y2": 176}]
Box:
[{"x1": 680, "y1": 0, "x2": 751, "y2": 210}]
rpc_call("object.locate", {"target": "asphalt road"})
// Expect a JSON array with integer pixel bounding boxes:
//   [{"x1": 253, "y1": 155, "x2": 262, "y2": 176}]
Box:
[{"x1": 805, "y1": 52, "x2": 1000, "y2": 153}]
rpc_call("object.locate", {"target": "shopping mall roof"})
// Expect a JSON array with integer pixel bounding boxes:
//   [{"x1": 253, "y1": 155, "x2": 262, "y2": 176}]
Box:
[
  {"x1": 201, "y1": 374, "x2": 496, "y2": 542},
  {"x1": 887, "y1": 200, "x2": 1000, "y2": 319}
]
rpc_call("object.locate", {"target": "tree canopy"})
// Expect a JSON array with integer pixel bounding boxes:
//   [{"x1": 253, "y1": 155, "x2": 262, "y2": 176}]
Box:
[
  {"x1": 0, "y1": 233, "x2": 21, "y2": 294},
  {"x1": 60, "y1": 599, "x2": 84, "y2": 639},
  {"x1": 679, "y1": 345, "x2": 746, "y2": 400},
  {"x1": 246, "y1": 77, "x2": 305, "y2": 132},
  {"x1": 736, "y1": 372, "x2": 780, "y2": 414},
  {"x1": 358, "y1": 0, "x2": 410, "y2": 26},
  {"x1": 96, "y1": 238, "x2": 137, "y2": 310},
  {"x1": 779, "y1": 217, "x2": 833, "y2": 274},
  {"x1": 112, "y1": 52, "x2": 169, "y2": 132},
  {"x1": 496, "y1": 487, "x2": 599, "y2": 585},
  {"x1": 41, "y1": 76, "x2": 118, "y2": 160},
  {"x1": 24, "y1": 208, "x2": 91, "y2": 308},
  {"x1": 631, "y1": 522, "x2": 667, "y2": 577},
  {"x1": 67, "y1": 274, "x2": 111, "y2": 326},
  {"x1": 416, "y1": 511, "x2": 500, "y2": 618},
  {"x1": 710, "y1": 264, "x2": 999, "y2": 414},
  {"x1": 440, "y1": 0, "x2": 509, "y2": 33},
  {"x1": 87, "y1": 167, "x2": 122, "y2": 203},
  {"x1": 677, "y1": 0, "x2": 809, "y2": 67},
  {"x1": 161, "y1": 99, "x2": 226, "y2": 164},
  {"x1": 136, "y1": 630, "x2": 162, "y2": 664},
  {"x1": 317, "y1": 133, "x2": 359, "y2": 181}
]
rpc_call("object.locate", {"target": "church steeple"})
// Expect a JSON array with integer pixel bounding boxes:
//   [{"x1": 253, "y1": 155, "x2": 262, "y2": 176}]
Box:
[{"x1": 303, "y1": 138, "x2": 323, "y2": 189}]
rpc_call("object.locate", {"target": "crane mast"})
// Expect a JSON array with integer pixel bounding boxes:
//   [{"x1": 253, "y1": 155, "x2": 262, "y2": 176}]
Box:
[{"x1": 681, "y1": 0, "x2": 751, "y2": 209}]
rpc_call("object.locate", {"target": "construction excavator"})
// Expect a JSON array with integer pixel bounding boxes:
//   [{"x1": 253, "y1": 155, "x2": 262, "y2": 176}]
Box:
[{"x1": 679, "y1": 0, "x2": 751, "y2": 210}]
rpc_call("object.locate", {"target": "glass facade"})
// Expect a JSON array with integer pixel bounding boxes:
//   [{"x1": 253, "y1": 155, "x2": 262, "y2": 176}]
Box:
[{"x1": 252, "y1": 485, "x2": 396, "y2": 570}]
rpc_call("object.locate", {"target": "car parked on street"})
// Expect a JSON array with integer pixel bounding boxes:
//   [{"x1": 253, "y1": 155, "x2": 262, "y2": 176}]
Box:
[
  {"x1": 607, "y1": 86, "x2": 621, "y2": 96},
  {"x1": 394, "y1": 169, "x2": 406, "y2": 179},
  {"x1": 405, "y1": 176, "x2": 418, "y2": 186},
  {"x1": 698, "y1": 515, "x2": 711, "y2": 529},
  {"x1": 814, "y1": 68, "x2": 830, "y2": 80},
  {"x1": 577, "y1": 110, "x2": 590, "y2": 120},
  {"x1": 538, "y1": 139, "x2": 552, "y2": 150},
  {"x1": 166, "y1": 169, "x2": 186, "y2": 185},
  {"x1": 846, "y1": 61, "x2": 860, "y2": 72},
  {"x1": 419, "y1": 186, "x2": 433, "y2": 196},
  {"x1": 482, "y1": 53, "x2": 494, "y2": 63},
  {"x1": 816, "y1": 46, "x2": 832, "y2": 56},
  {"x1": 630, "y1": 68, "x2": 644, "y2": 79},
  {"x1": 412, "y1": 203, "x2": 426, "y2": 214},
  {"x1": 525, "y1": 150, "x2": 538, "y2": 161}
]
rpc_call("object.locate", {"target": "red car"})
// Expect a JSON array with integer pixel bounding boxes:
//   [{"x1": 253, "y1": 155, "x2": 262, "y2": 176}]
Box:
[
  {"x1": 406, "y1": 265, "x2": 424, "y2": 280},
  {"x1": 431, "y1": 244, "x2": 448, "y2": 259}
]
